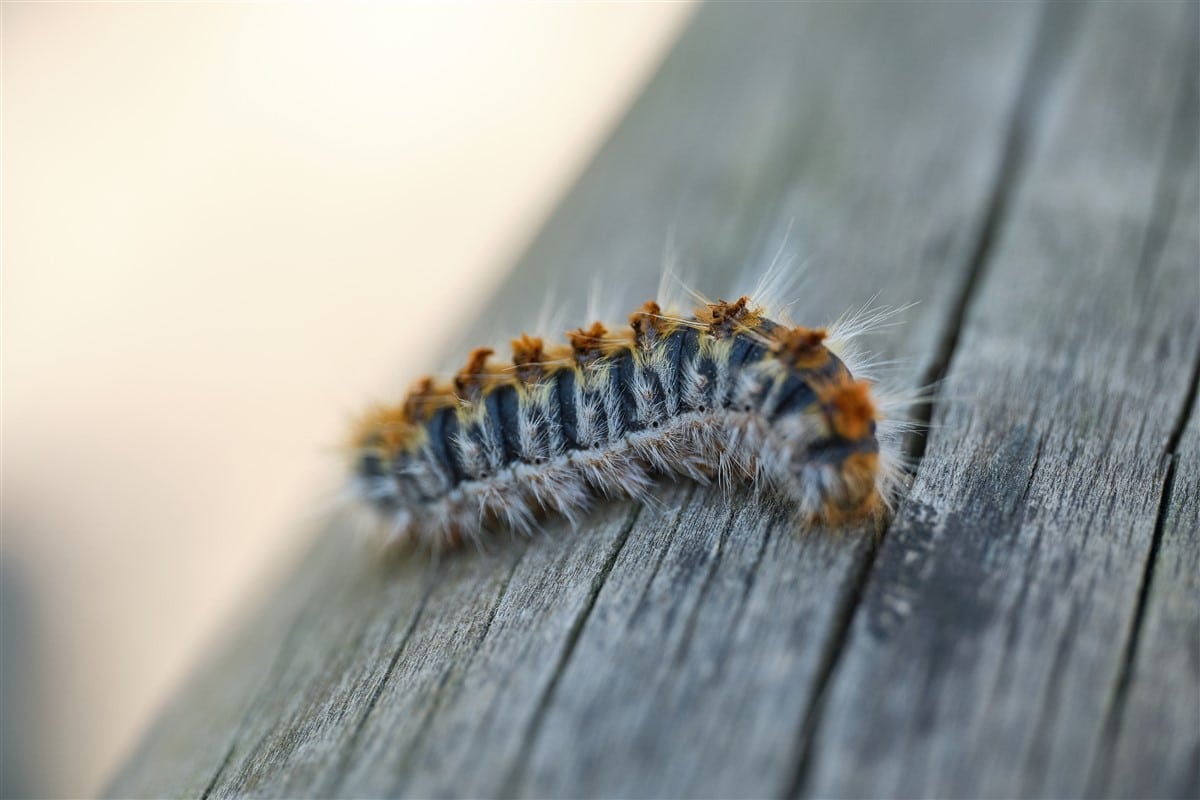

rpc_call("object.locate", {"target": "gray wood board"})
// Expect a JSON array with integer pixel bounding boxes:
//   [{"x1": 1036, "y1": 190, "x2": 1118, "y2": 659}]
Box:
[
  {"x1": 802, "y1": 1, "x2": 1200, "y2": 797},
  {"x1": 107, "y1": 2, "x2": 1200, "y2": 798}
]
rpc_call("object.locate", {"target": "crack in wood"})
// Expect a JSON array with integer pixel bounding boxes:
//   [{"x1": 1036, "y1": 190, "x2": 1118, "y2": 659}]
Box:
[
  {"x1": 782, "y1": 528, "x2": 879, "y2": 799},
  {"x1": 906, "y1": 0, "x2": 1081, "y2": 464},
  {"x1": 1089, "y1": 346, "x2": 1200, "y2": 790},
  {"x1": 497, "y1": 505, "x2": 643, "y2": 797},
  {"x1": 317, "y1": 568, "x2": 441, "y2": 796},
  {"x1": 379, "y1": 548, "x2": 528, "y2": 796},
  {"x1": 199, "y1": 740, "x2": 238, "y2": 800},
  {"x1": 623, "y1": 485, "x2": 699, "y2": 633},
  {"x1": 668, "y1": 497, "x2": 739, "y2": 670},
  {"x1": 198, "y1": 579, "x2": 343, "y2": 799},
  {"x1": 706, "y1": 503, "x2": 779, "y2": 681}
]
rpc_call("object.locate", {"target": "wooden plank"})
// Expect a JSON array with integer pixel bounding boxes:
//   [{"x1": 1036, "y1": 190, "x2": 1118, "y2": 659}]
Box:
[{"x1": 801, "y1": 2, "x2": 1200, "y2": 797}]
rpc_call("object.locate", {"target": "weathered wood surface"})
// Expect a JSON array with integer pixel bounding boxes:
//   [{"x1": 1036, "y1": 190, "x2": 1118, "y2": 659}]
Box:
[{"x1": 109, "y1": 2, "x2": 1200, "y2": 798}]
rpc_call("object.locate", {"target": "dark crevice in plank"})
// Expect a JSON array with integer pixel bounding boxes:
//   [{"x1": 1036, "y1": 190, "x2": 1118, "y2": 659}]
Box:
[
  {"x1": 1089, "y1": 353, "x2": 1198, "y2": 791},
  {"x1": 199, "y1": 741, "x2": 237, "y2": 800},
  {"x1": 498, "y1": 505, "x2": 643, "y2": 798},
  {"x1": 623, "y1": 489, "x2": 697, "y2": 632},
  {"x1": 198, "y1": 585, "x2": 340, "y2": 799},
  {"x1": 1103, "y1": 339, "x2": 1199, "y2": 712},
  {"x1": 320, "y1": 567, "x2": 442, "y2": 794},
  {"x1": 782, "y1": 529, "x2": 879, "y2": 798},
  {"x1": 706, "y1": 504, "x2": 777, "y2": 679},
  {"x1": 906, "y1": 0, "x2": 1082, "y2": 464},
  {"x1": 669, "y1": 497, "x2": 736, "y2": 668},
  {"x1": 379, "y1": 550, "x2": 527, "y2": 793},
  {"x1": 786, "y1": 4, "x2": 1081, "y2": 794},
  {"x1": 1086, "y1": 19, "x2": 1200, "y2": 787},
  {"x1": 1017, "y1": 433, "x2": 1045, "y2": 507}
]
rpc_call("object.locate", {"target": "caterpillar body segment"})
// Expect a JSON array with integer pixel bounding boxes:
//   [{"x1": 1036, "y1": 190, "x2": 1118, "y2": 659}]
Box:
[{"x1": 352, "y1": 297, "x2": 889, "y2": 549}]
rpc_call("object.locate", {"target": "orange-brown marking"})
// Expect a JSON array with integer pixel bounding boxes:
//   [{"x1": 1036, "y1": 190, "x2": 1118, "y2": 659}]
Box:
[
  {"x1": 840, "y1": 451, "x2": 879, "y2": 498},
  {"x1": 772, "y1": 325, "x2": 830, "y2": 369},
  {"x1": 350, "y1": 403, "x2": 416, "y2": 454},
  {"x1": 695, "y1": 295, "x2": 759, "y2": 338},
  {"x1": 629, "y1": 301, "x2": 664, "y2": 348},
  {"x1": 444, "y1": 523, "x2": 464, "y2": 549},
  {"x1": 824, "y1": 494, "x2": 881, "y2": 528},
  {"x1": 817, "y1": 376, "x2": 877, "y2": 441},
  {"x1": 567, "y1": 322, "x2": 609, "y2": 365},
  {"x1": 541, "y1": 342, "x2": 575, "y2": 370},
  {"x1": 351, "y1": 370, "x2": 467, "y2": 454},
  {"x1": 511, "y1": 334, "x2": 545, "y2": 384},
  {"x1": 405, "y1": 377, "x2": 436, "y2": 420},
  {"x1": 805, "y1": 452, "x2": 881, "y2": 525},
  {"x1": 454, "y1": 347, "x2": 496, "y2": 400}
]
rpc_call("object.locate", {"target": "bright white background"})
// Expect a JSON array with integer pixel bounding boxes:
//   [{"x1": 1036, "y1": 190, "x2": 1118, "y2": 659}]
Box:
[{"x1": 1, "y1": 3, "x2": 693, "y2": 794}]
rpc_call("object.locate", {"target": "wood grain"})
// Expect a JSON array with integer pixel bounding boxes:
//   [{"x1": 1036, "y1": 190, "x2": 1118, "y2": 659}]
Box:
[
  {"x1": 108, "y1": 2, "x2": 1200, "y2": 797},
  {"x1": 802, "y1": 3, "x2": 1200, "y2": 796}
]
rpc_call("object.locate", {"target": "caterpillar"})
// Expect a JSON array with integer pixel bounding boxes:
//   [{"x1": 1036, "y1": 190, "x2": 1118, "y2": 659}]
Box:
[{"x1": 349, "y1": 288, "x2": 907, "y2": 551}]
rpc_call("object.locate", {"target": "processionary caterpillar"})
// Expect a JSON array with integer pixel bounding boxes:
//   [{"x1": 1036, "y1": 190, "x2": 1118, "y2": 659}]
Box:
[{"x1": 349, "y1": 278, "x2": 908, "y2": 551}]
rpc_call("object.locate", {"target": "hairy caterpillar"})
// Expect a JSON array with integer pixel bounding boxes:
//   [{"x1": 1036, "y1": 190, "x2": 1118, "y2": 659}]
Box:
[{"x1": 349, "y1": 285, "x2": 907, "y2": 550}]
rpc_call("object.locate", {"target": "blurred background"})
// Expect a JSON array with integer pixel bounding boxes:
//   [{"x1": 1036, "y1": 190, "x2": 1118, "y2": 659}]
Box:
[{"x1": 1, "y1": 3, "x2": 693, "y2": 796}]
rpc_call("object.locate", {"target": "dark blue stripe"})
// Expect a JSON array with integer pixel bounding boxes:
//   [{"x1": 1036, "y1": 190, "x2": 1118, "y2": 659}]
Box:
[
  {"x1": 695, "y1": 353, "x2": 718, "y2": 410},
  {"x1": 772, "y1": 357, "x2": 847, "y2": 419},
  {"x1": 486, "y1": 384, "x2": 522, "y2": 463},
  {"x1": 608, "y1": 348, "x2": 637, "y2": 435},
  {"x1": 427, "y1": 406, "x2": 471, "y2": 486},
  {"x1": 772, "y1": 373, "x2": 817, "y2": 417},
  {"x1": 634, "y1": 362, "x2": 667, "y2": 427},
  {"x1": 728, "y1": 332, "x2": 767, "y2": 369},
  {"x1": 660, "y1": 326, "x2": 689, "y2": 404},
  {"x1": 554, "y1": 369, "x2": 580, "y2": 450}
]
